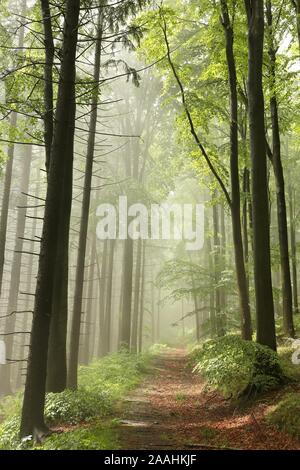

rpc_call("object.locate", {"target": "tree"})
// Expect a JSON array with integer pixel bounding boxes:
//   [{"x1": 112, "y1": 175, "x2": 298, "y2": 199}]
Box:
[
  {"x1": 67, "y1": 6, "x2": 104, "y2": 390},
  {"x1": 244, "y1": 0, "x2": 276, "y2": 350},
  {"x1": 266, "y1": 0, "x2": 294, "y2": 338},
  {"x1": 20, "y1": 0, "x2": 80, "y2": 438},
  {"x1": 220, "y1": 0, "x2": 252, "y2": 340}
]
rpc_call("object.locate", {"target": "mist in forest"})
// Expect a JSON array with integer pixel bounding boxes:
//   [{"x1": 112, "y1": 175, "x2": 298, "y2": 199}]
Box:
[{"x1": 0, "y1": 0, "x2": 299, "y2": 452}]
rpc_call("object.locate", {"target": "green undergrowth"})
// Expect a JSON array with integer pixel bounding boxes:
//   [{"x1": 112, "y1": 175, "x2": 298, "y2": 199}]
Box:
[
  {"x1": 267, "y1": 393, "x2": 300, "y2": 440},
  {"x1": 0, "y1": 351, "x2": 151, "y2": 450},
  {"x1": 190, "y1": 335, "x2": 286, "y2": 399}
]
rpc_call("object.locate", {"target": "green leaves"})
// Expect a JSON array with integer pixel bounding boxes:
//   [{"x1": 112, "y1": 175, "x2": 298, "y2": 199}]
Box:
[{"x1": 191, "y1": 335, "x2": 285, "y2": 398}]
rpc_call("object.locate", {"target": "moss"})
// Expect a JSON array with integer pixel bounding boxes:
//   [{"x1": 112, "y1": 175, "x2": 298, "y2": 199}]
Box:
[{"x1": 267, "y1": 393, "x2": 300, "y2": 439}]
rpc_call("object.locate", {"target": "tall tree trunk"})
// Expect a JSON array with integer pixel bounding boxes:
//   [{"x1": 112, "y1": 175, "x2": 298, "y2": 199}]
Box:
[
  {"x1": 97, "y1": 239, "x2": 108, "y2": 357},
  {"x1": 40, "y1": 0, "x2": 54, "y2": 172},
  {"x1": 20, "y1": 0, "x2": 80, "y2": 438},
  {"x1": 131, "y1": 238, "x2": 142, "y2": 352},
  {"x1": 266, "y1": 0, "x2": 295, "y2": 338},
  {"x1": 213, "y1": 198, "x2": 224, "y2": 336},
  {"x1": 16, "y1": 172, "x2": 40, "y2": 391},
  {"x1": 289, "y1": 185, "x2": 299, "y2": 313},
  {"x1": 103, "y1": 239, "x2": 115, "y2": 355},
  {"x1": 120, "y1": 238, "x2": 134, "y2": 348},
  {"x1": 0, "y1": 112, "x2": 17, "y2": 296},
  {"x1": 138, "y1": 241, "x2": 146, "y2": 353},
  {"x1": 244, "y1": 0, "x2": 276, "y2": 350},
  {"x1": 220, "y1": 0, "x2": 252, "y2": 340},
  {"x1": 67, "y1": 10, "x2": 103, "y2": 389},
  {"x1": 0, "y1": 145, "x2": 32, "y2": 395},
  {"x1": 83, "y1": 236, "x2": 96, "y2": 365}
]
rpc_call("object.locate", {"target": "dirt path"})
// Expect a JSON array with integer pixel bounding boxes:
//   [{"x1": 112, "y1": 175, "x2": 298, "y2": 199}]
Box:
[{"x1": 117, "y1": 348, "x2": 300, "y2": 450}]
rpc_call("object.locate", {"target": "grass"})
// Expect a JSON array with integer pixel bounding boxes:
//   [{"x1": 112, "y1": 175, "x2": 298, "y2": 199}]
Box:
[
  {"x1": 0, "y1": 351, "x2": 151, "y2": 450},
  {"x1": 267, "y1": 393, "x2": 300, "y2": 440},
  {"x1": 175, "y1": 392, "x2": 186, "y2": 402}
]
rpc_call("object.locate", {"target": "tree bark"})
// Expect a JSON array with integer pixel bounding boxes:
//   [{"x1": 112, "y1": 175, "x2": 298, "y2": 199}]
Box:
[
  {"x1": 266, "y1": 0, "x2": 295, "y2": 338},
  {"x1": 0, "y1": 112, "x2": 17, "y2": 296},
  {"x1": 131, "y1": 238, "x2": 142, "y2": 352},
  {"x1": 67, "y1": 9, "x2": 103, "y2": 389},
  {"x1": 103, "y1": 239, "x2": 115, "y2": 354},
  {"x1": 244, "y1": 0, "x2": 276, "y2": 350},
  {"x1": 289, "y1": 185, "x2": 299, "y2": 313},
  {"x1": 220, "y1": 0, "x2": 252, "y2": 340},
  {"x1": 138, "y1": 241, "x2": 146, "y2": 353},
  {"x1": 0, "y1": 145, "x2": 32, "y2": 395}
]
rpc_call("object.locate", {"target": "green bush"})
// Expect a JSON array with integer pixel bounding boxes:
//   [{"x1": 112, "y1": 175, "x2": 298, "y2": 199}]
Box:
[
  {"x1": 45, "y1": 389, "x2": 110, "y2": 426},
  {"x1": 191, "y1": 335, "x2": 285, "y2": 398},
  {"x1": 267, "y1": 393, "x2": 300, "y2": 439}
]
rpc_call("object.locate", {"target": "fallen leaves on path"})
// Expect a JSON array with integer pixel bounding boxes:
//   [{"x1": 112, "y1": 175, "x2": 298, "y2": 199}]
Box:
[{"x1": 118, "y1": 349, "x2": 300, "y2": 450}]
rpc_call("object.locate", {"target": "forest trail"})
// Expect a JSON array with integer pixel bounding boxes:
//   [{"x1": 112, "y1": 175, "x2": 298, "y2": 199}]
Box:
[{"x1": 116, "y1": 349, "x2": 300, "y2": 450}]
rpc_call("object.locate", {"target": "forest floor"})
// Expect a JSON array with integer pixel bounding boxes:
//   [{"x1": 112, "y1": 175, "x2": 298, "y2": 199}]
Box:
[{"x1": 116, "y1": 348, "x2": 300, "y2": 450}]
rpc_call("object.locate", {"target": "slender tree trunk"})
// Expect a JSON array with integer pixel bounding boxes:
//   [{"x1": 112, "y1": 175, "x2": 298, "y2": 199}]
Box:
[
  {"x1": 97, "y1": 239, "x2": 108, "y2": 357},
  {"x1": 120, "y1": 237, "x2": 134, "y2": 348},
  {"x1": 220, "y1": 0, "x2": 252, "y2": 340},
  {"x1": 244, "y1": 0, "x2": 276, "y2": 350},
  {"x1": 138, "y1": 241, "x2": 146, "y2": 353},
  {"x1": 213, "y1": 198, "x2": 224, "y2": 336},
  {"x1": 266, "y1": 0, "x2": 295, "y2": 338},
  {"x1": 103, "y1": 239, "x2": 115, "y2": 355},
  {"x1": 20, "y1": 0, "x2": 80, "y2": 438},
  {"x1": 16, "y1": 173, "x2": 40, "y2": 390},
  {"x1": 0, "y1": 112, "x2": 17, "y2": 297},
  {"x1": 289, "y1": 185, "x2": 299, "y2": 313},
  {"x1": 0, "y1": 145, "x2": 32, "y2": 395},
  {"x1": 67, "y1": 10, "x2": 103, "y2": 389},
  {"x1": 220, "y1": 204, "x2": 227, "y2": 314},
  {"x1": 83, "y1": 236, "x2": 96, "y2": 364},
  {"x1": 131, "y1": 238, "x2": 142, "y2": 352},
  {"x1": 40, "y1": 0, "x2": 54, "y2": 172}
]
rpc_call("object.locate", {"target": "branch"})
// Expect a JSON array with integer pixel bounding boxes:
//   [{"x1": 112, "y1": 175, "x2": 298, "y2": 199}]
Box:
[{"x1": 159, "y1": 10, "x2": 232, "y2": 207}]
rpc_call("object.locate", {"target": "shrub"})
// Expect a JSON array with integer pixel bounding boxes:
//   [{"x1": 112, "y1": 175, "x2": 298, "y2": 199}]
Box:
[
  {"x1": 45, "y1": 389, "x2": 110, "y2": 426},
  {"x1": 267, "y1": 393, "x2": 300, "y2": 439},
  {"x1": 191, "y1": 335, "x2": 285, "y2": 398}
]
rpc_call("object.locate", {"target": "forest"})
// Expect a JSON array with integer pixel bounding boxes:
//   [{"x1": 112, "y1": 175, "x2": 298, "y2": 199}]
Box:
[{"x1": 0, "y1": 0, "x2": 299, "y2": 453}]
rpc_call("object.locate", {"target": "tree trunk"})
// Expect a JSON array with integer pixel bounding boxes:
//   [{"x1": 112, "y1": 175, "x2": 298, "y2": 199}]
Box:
[
  {"x1": 138, "y1": 241, "x2": 146, "y2": 353},
  {"x1": 40, "y1": 0, "x2": 54, "y2": 172},
  {"x1": 0, "y1": 145, "x2": 32, "y2": 395},
  {"x1": 131, "y1": 238, "x2": 142, "y2": 352},
  {"x1": 220, "y1": 0, "x2": 252, "y2": 340},
  {"x1": 82, "y1": 236, "x2": 96, "y2": 365},
  {"x1": 0, "y1": 112, "x2": 17, "y2": 296},
  {"x1": 244, "y1": 0, "x2": 276, "y2": 350},
  {"x1": 67, "y1": 9, "x2": 103, "y2": 389},
  {"x1": 103, "y1": 239, "x2": 115, "y2": 355},
  {"x1": 289, "y1": 185, "x2": 299, "y2": 313},
  {"x1": 266, "y1": 0, "x2": 295, "y2": 338},
  {"x1": 20, "y1": 0, "x2": 80, "y2": 438},
  {"x1": 97, "y1": 239, "x2": 108, "y2": 357},
  {"x1": 120, "y1": 237, "x2": 134, "y2": 349}
]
